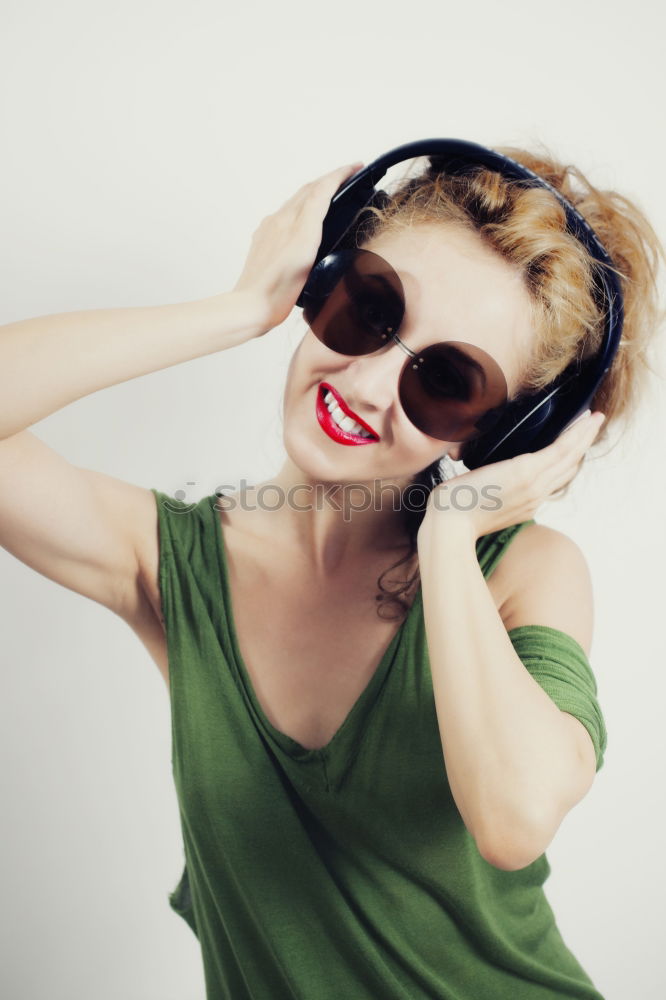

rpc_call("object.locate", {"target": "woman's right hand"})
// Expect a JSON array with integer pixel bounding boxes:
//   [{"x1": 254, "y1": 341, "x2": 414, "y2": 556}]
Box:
[{"x1": 231, "y1": 160, "x2": 364, "y2": 337}]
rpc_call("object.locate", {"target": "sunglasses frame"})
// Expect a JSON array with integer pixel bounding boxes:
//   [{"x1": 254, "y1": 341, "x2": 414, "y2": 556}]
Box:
[{"x1": 303, "y1": 247, "x2": 510, "y2": 443}]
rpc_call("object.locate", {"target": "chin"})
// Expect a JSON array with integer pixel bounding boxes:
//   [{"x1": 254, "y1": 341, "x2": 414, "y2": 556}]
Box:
[{"x1": 282, "y1": 423, "x2": 343, "y2": 485}]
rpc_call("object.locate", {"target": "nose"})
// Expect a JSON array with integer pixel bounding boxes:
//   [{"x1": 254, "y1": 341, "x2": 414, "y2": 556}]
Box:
[
  {"x1": 339, "y1": 338, "x2": 412, "y2": 417},
  {"x1": 338, "y1": 335, "x2": 465, "y2": 462}
]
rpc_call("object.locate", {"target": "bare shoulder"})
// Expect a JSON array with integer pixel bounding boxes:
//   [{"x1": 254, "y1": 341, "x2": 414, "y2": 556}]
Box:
[
  {"x1": 0, "y1": 429, "x2": 167, "y2": 681},
  {"x1": 0, "y1": 429, "x2": 162, "y2": 625},
  {"x1": 494, "y1": 522, "x2": 594, "y2": 658},
  {"x1": 70, "y1": 468, "x2": 163, "y2": 630},
  {"x1": 106, "y1": 480, "x2": 169, "y2": 683}
]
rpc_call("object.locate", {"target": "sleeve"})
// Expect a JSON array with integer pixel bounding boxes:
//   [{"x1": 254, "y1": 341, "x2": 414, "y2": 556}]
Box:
[
  {"x1": 506, "y1": 624, "x2": 608, "y2": 773},
  {"x1": 149, "y1": 488, "x2": 191, "y2": 632},
  {"x1": 148, "y1": 487, "x2": 203, "y2": 650}
]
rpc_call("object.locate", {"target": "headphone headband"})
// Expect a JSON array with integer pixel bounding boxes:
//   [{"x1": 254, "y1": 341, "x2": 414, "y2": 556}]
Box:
[{"x1": 295, "y1": 138, "x2": 624, "y2": 469}]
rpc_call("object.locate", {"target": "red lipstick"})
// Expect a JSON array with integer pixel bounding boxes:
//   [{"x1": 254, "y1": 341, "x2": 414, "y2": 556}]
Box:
[{"x1": 316, "y1": 382, "x2": 380, "y2": 446}]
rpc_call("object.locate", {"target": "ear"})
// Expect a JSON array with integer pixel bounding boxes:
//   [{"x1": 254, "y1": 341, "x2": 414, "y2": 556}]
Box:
[{"x1": 445, "y1": 443, "x2": 463, "y2": 462}]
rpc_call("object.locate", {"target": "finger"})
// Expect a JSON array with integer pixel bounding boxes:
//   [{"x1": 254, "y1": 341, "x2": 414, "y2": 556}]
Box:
[
  {"x1": 306, "y1": 162, "x2": 365, "y2": 204},
  {"x1": 565, "y1": 410, "x2": 606, "y2": 448},
  {"x1": 281, "y1": 162, "x2": 364, "y2": 213},
  {"x1": 549, "y1": 411, "x2": 605, "y2": 461},
  {"x1": 529, "y1": 412, "x2": 605, "y2": 494},
  {"x1": 320, "y1": 161, "x2": 364, "y2": 182},
  {"x1": 301, "y1": 161, "x2": 364, "y2": 195},
  {"x1": 544, "y1": 415, "x2": 606, "y2": 494},
  {"x1": 548, "y1": 451, "x2": 587, "y2": 494},
  {"x1": 566, "y1": 408, "x2": 593, "y2": 429}
]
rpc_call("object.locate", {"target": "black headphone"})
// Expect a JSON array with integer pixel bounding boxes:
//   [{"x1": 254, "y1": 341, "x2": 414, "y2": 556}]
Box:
[{"x1": 294, "y1": 138, "x2": 624, "y2": 470}]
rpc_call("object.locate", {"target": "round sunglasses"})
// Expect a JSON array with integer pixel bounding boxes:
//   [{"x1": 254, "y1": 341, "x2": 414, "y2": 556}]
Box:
[{"x1": 302, "y1": 249, "x2": 510, "y2": 443}]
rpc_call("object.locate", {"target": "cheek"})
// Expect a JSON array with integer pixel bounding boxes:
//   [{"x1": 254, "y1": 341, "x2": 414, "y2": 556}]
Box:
[
  {"x1": 284, "y1": 337, "x2": 303, "y2": 386},
  {"x1": 282, "y1": 338, "x2": 309, "y2": 410},
  {"x1": 396, "y1": 421, "x2": 448, "y2": 466},
  {"x1": 378, "y1": 431, "x2": 448, "y2": 484}
]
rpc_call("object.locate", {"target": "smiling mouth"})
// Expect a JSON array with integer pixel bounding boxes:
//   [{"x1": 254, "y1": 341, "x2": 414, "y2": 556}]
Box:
[{"x1": 316, "y1": 383, "x2": 380, "y2": 445}]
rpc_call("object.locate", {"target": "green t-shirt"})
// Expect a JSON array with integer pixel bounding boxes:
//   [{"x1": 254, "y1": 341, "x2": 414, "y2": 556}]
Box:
[{"x1": 151, "y1": 489, "x2": 607, "y2": 1000}]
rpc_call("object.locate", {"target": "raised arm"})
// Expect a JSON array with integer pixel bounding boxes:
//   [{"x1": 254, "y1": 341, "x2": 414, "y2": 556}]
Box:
[
  {"x1": 0, "y1": 291, "x2": 265, "y2": 621},
  {"x1": 0, "y1": 291, "x2": 263, "y2": 441},
  {"x1": 0, "y1": 160, "x2": 362, "y2": 624}
]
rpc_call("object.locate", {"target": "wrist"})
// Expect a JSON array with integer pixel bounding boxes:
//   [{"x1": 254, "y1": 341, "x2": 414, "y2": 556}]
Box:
[
  {"x1": 417, "y1": 509, "x2": 478, "y2": 558},
  {"x1": 216, "y1": 288, "x2": 274, "y2": 342}
]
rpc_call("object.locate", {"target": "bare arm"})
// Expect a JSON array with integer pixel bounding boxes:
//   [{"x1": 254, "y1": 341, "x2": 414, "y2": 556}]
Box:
[
  {"x1": 414, "y1": 409, "x2": 605, "y2": 870},
  {"x1": 0, "y1": 157, "x2": 364, "y2": 440},
  {"x1": 0, "y1": 291, "x2": 265, "y2": 621},
  {"x1": 417, "y1": 519, "x2": 597, "y2": 873},
  {"x1": 0, "y1": 160, "x2": 362, "y2": 623},
  {"x1": 0, "y1": 290, "x2": 264, "y2": 440}
]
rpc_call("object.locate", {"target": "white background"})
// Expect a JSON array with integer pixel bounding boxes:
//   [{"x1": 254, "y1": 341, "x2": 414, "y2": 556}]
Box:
[{"x1": 1, "y1": 1, "x2": 665, "y2": 998}]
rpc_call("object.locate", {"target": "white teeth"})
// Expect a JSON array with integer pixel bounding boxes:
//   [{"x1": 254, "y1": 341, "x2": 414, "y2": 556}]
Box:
[
  {"x1": 322, "y1": 390, "x2": 374, "y2": 438},
  {"x1": 338, "y1": 415, "x2": 358, "y2": 432}
]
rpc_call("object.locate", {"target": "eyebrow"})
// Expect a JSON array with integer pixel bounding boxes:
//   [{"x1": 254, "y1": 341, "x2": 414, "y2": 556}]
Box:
[{"x1": 362, "y1": 272, "x2": 400, "y2": 298}]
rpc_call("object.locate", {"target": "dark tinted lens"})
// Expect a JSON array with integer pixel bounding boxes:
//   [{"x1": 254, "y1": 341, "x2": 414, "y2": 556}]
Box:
[
  {"x1": 399, "y1": 341, "x2": 508, "y2": 441},
  {"x1": 303, "y1": 249, "x2": 404, "y2": 356}
]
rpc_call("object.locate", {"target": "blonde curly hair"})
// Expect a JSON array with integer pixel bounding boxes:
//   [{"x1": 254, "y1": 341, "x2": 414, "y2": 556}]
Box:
[{"x1": 349, "y1": 142, "x2": 666, "y2": 620}]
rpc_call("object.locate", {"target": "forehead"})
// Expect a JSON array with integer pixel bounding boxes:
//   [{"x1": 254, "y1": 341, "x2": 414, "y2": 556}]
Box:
[{"x1": 362, "y1": 223, "x2": 535, "y2": 395}]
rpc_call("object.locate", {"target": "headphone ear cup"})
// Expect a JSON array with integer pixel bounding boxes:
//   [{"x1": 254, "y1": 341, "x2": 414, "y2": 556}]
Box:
[
  {"x1": 299, "y1": 250, "x2": 358, "y2": 326},
  {"x1": 298, "y1": 188, "x2": 392, "y2": 307},
  {"x1": 460, "y1": 393, "x2": 557, "y2": 470}
]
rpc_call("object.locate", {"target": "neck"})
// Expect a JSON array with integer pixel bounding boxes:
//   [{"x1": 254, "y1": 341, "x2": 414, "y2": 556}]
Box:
[{"x1": 238, "y1": 458, "x2": 417, "y2": 578}]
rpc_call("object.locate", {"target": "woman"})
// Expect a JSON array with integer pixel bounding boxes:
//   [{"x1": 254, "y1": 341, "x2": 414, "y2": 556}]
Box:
[{"x1": 0, "y1": 145, "x2": 662, "y2": 999}]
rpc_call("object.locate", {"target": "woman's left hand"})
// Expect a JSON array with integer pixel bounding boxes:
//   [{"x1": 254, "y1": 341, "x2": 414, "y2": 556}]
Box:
[{"x1": 417, "y1": 410, "x2": 606, "y2": 544}]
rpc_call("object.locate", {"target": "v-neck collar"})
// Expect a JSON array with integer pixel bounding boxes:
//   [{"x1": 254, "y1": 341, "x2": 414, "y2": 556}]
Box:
[{"x1": 207, "y1": 495, "x2": 423, "y2": 780}]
